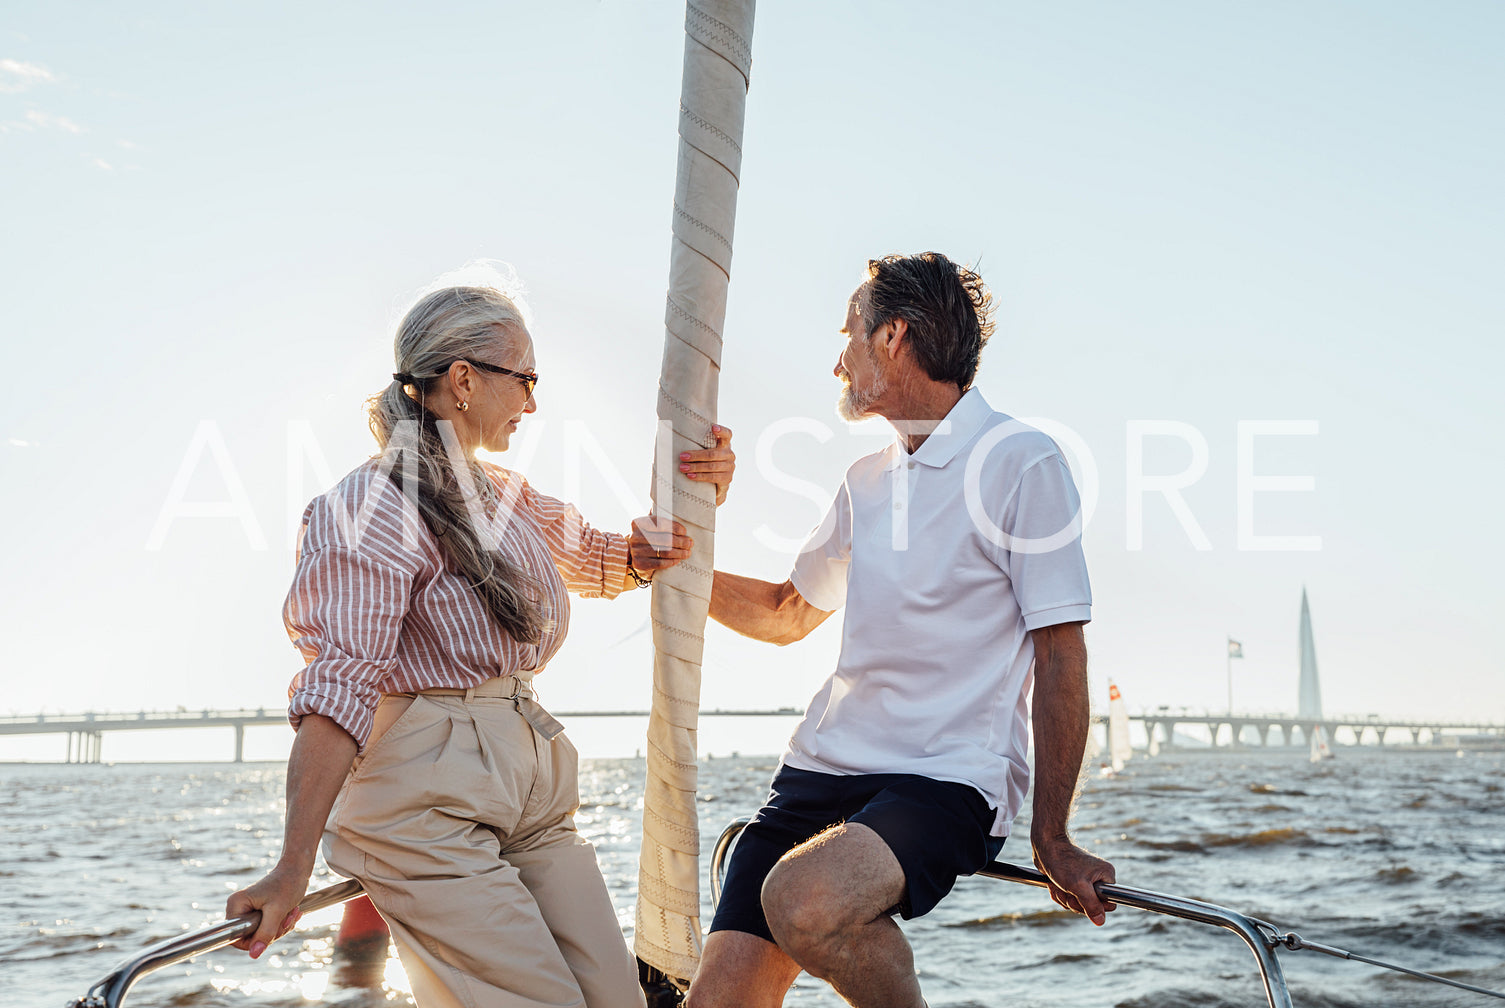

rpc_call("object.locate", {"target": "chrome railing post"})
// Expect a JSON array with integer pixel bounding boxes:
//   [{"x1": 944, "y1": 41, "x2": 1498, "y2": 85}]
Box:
[{"x1": 974, "y1": 862, "x2": 1293, "y2": 1008}]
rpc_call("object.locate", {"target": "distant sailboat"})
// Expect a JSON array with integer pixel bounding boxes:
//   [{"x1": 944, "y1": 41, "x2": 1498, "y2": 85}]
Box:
[
  {"x1": 1147, "y1": 726, "x2": 1161, "y2": 758},
  {"x1": 1108, "y1": 682, "x2": 1133, "y2": 773},
  {"x1": 1309, "y1": 725, "x2": 1334, "y2": 763}
]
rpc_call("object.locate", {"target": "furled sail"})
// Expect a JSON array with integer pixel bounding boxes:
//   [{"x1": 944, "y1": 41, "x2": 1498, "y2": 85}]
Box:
[{"x1": 634, "y1": 0, "x2": 756, "y2": 988}]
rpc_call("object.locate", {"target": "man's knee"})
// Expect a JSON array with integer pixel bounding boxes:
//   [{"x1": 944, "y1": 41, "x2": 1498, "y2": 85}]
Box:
[
  {"x1": 761, "y1": 824, "x2": 907, "y2": 961},
  {"x1": 762, "y1": 848, "x2": 874, "y2": 953},
  {"x1": 761, "y1": 857, "x2": 843, "y2": 953}
]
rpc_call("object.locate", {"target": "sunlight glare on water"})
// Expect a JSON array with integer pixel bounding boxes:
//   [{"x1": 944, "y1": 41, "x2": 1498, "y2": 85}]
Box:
[{"x1": 4, "y1": 747, "x2": 1502, "y2": 1008}]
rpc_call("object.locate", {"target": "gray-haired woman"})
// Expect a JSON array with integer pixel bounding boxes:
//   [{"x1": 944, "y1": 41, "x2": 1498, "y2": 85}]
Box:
[{"x1": 227, "y1": 284, "x2": 734, "y2": 1008}]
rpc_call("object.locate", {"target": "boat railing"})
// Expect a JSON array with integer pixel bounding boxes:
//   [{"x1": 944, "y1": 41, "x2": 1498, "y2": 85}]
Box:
[
  {"x1": 66, "y1": 879, "x2": 366, "y2": 1008},
  {"x1": 714, "y1": 815, "x2": 1505, "y2": 1008},
  {"x1": 971, "y1": 860, "x2": 1293, "y2": 1008},
  {"x1": 69, "y1": 818, "x2": 1504, "y2": 1007},
  {"x1": 714, "y1": 817, "x2": 1288, "y2": 1006}
]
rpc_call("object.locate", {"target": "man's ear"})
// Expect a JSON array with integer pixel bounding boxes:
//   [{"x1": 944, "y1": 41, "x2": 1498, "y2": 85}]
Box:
[{"x1": 883, "y1": 317, "x2": 909, "y2": 360}]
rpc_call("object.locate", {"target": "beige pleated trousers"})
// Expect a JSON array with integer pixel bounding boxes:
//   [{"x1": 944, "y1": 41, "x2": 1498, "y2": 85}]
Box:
[{"x1": 323, "y1": 691, "x2": 646, "y2": 1008}]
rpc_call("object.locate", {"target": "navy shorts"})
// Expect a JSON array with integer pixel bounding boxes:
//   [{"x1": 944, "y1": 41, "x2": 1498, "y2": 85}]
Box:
[{"x1": 709, "y1": 765, "x2": 1006, "y2": 943}]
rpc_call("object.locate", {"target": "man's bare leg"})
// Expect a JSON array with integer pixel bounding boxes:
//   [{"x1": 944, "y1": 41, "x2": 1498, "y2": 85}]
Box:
[
  {"x1": 761, "y1": 822, "x2": 924, "y2": 1008},
  {"x1": 682, "y1": 929, "x2": 803, "y2": 1008}
]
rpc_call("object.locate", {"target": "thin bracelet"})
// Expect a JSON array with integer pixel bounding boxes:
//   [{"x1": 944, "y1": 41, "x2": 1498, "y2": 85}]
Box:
[{"x1": 626, "y1": 556, "x2": 653, "y2": 589}]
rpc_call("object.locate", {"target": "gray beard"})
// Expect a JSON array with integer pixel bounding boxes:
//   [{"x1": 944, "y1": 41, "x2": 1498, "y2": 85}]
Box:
[{"x1": 836, "y1": 373, "x2": 886, "y2": 422}]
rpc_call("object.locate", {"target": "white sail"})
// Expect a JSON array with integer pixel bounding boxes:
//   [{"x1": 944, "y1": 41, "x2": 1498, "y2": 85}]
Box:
[
  {"x1": 1309, "y1": 724, "x2": 1334, "y2": 762},
  {"x1": 1108, "y1": 681, "x2": 1132, "y2": 773},
  {"x1": 634, "y1": 0, "x2": 756, "y2": 988},
  {"x1": 1147, "y1": 726, "x2": 1161, "y2": 758}
]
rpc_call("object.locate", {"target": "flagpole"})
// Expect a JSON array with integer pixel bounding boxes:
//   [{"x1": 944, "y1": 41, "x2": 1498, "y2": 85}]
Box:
[{"x1": 1226, "y1": 635, "x2": 1233, "y2": 716}]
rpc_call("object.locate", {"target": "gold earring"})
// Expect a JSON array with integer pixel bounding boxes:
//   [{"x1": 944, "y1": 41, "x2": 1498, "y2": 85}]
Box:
[{"x1": 457, "y1": 400, "x2": 469, "y2": 412}]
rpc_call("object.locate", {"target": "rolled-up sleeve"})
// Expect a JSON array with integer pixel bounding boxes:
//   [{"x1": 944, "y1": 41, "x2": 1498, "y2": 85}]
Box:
[
  {"x1": 521, "y1": 480, "x2": 631, "y2": 600},
  {"x1": 284, "y1": 544, "x2": 414, "y2": 750}
]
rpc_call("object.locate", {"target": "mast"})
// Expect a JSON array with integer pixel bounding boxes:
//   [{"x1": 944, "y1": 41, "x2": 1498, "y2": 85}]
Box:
[{"x1": 635, "y1": 0, "x2": 756, "y2": 990}]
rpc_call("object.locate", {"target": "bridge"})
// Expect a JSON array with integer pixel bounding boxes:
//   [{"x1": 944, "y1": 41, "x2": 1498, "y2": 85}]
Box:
[
  {"x1": 0, "y1": 707, "x2": 805, "y2": 763},
  {"x1": 3, "y1": 706, "x2": 1501, "y2": 764},
  {"x1": 1118, "y1": 708, "x2": 1505, "y2": 750}
]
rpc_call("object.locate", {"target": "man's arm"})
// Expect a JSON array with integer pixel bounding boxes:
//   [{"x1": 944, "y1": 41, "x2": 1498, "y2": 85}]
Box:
[
  {"x1": 710, "y1": 571, "x2": 833, "y2": 645},
  {"x1": 1029, "y1": 621, "x2": 1117, "y2": 925}
]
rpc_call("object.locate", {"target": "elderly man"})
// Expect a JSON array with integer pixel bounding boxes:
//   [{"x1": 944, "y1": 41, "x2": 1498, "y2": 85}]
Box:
[{"x1": 685, "y1": 253, "x2": 1114, "y2": 1008}]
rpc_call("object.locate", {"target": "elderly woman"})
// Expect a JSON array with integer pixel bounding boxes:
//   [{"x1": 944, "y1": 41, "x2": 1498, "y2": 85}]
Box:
[{"x1": 227, "y1": 283, "x2": 734, "y2": 1008}]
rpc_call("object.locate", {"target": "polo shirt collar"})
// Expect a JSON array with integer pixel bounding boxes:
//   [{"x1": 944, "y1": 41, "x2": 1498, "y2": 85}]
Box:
[{"x1": 883, "y1": 387, "x2": 993, "y2": 470}]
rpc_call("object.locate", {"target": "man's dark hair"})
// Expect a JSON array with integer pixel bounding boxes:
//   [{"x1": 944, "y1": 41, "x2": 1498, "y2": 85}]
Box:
[{"x1": 863, "y1": 252, "x2": 994, "y2": 390}]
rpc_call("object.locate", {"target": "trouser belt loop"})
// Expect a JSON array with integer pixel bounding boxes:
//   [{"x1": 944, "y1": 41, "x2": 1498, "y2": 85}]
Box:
[{"x1": 423, "y1": 675, "x2": 564, "y2": 741}]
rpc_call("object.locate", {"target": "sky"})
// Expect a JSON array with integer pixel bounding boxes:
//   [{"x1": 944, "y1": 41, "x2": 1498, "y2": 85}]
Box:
[{"x1": 2, "y1": 1, "x2": 1502, "y2": 760}]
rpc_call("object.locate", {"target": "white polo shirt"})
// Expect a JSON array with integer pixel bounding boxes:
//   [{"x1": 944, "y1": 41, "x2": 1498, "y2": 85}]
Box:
[{"x1": 785, "y1": 388, "x2": 1092, "y2": 836}]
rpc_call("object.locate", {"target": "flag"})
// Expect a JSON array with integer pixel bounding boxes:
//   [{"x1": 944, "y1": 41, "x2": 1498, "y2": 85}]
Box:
[{"x1": 1228, "y1": 638, "x2": 1244, "y2": 659}]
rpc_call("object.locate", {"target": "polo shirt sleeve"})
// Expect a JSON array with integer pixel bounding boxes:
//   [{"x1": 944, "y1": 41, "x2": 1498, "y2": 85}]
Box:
[
  {"x1": 789, "y1": 481, "x2": 852, "y2": 611},
  {"x1": 996, "y1": 455, "x2": 1093, "y2": 630}
]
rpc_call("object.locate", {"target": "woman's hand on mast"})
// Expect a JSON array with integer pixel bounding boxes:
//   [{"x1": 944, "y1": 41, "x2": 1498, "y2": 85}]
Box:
[
  {"x1": 626, "y1": 425, "x2": 732, "y2": 581},
  {"x1": 629, "y1": 517, "x2": 693, "y2": 576},
  {"x1": 679, "y1": 425, "x2": 736, "y2": 506}
]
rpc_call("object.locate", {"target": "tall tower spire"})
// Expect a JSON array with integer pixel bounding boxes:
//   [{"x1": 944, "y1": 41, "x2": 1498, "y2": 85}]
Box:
[{"x1": 1298, "y1": 587, "x2": 1323, "y2": 719}]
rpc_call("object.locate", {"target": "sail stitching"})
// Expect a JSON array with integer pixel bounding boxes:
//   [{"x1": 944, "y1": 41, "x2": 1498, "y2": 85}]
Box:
[
  {"x1": 675, "y1": 560, "x2": 713, "y2": 581},
  {"x1": 658, "y1": 386, "x2": 715, "y2": 434},
  {"x1": 650, "y1": 683, "x2": 700, "y2": 713},
  {"x1": 639, "y1": 875, "x2": 701, "y2": 909},
  {"x1": 651, "y1": 617, "x2": 706, "y2": 645},
  {"x1": 665, "y1": 296, "x2": 724, "y2": 346},
  {"x1": 652, "y1": 475, "x2": 717, "y2": 508},
  {"x1": 644, "y1": 804, "x2": 701, "y2": 850},
  {"x1": 647, "y1": 736, "x2": 700, "y2": 777},
  {"x1": 679, "y1": 103, "x2": 742, "y2": 157},
  {"x1": 685, "y1": 6, "x2": 752, "y2": 77},
  {"x1": 674, "y1": 204, "x2": 733, "y2": 253}
]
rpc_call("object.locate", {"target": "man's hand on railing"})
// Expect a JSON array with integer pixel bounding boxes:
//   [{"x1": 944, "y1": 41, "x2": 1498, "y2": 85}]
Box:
[{"x1": 1031, "y1": 837, "x2": 1118, "y2": 926}]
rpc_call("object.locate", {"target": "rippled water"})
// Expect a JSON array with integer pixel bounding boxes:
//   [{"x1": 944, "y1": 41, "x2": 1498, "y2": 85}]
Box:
[{"x1": 4, "y1": 746, "x2": 1503, "y2": 1007}]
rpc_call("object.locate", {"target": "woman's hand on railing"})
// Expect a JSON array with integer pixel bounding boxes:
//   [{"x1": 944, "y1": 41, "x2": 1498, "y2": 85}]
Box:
[
  {"x1": 679, "y1": 424, "x2": 735, "y2": 506},
  {"x1": 226, "y1": 863, "x2": 309, "y2": 959}
]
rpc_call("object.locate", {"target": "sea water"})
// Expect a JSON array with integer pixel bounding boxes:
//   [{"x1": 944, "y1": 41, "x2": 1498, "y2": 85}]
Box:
[{"x1": 4, "y1": 745, "x2": 1503, "y2": 1008}]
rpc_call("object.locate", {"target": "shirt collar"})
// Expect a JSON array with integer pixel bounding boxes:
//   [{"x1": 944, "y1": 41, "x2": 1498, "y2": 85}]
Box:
[{"x1": 882, "y1": 387, "x2": 993, "y2": 470}]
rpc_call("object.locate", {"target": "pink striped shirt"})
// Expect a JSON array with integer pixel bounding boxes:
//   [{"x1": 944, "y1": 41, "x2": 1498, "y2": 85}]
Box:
[{"x1": 283, "y1": 457, "x2": 630, "y2": 748}]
